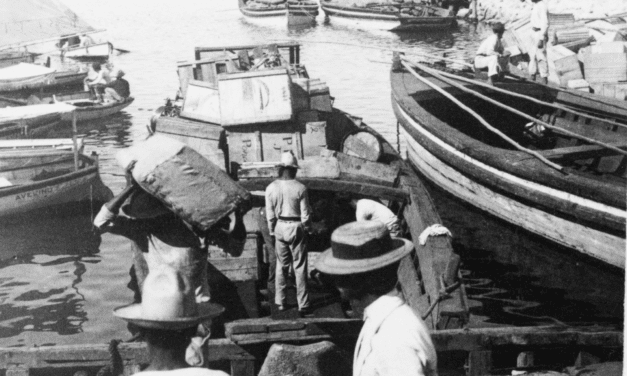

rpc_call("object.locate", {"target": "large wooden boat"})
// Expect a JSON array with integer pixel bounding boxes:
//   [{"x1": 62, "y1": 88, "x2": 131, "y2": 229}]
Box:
[
  {"x1": 0, "y1": 103, "x2": 75, "y2": 139},
  {"x1": 391, "y1": 56, "x2": 627, "y2": 269},
  {"x1": 0, "y1": 139, "x2": 111, "y2": 218},
  {"x1": 320, "y1": 0, "x2": 456, "y2": 31}
]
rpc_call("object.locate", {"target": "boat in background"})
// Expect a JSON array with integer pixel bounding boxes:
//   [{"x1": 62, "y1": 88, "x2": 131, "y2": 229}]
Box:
[
  {"x1": 239, "y1": 0, "x2": 319, "y2": 24},
  {"x1": 64, "y1": 42, "x2": 113, "y2": 61},
  {"x1": 0, "y1": 138, "x2": 111, "y2": 218},
  {"x1": 0, "y1": 50, "x2": 37, "y2": 69},
  {"x1": 0, "y1": 102, "x2": 75, "y2": 139},
  {"x1": 287, "y1": 1, "x2": 320, "y2": 25},
  {"x1": 37, "y1": 91, "x2": 134, "y2": 122},
  {"x1": 320, "y1": 0, "x2": 456, "y2": 31},
  {"x1": 391, "y1": 56, "x2": 626, "y2": 269},
  {"x1": 0, "y1": 63, "x2": 56, "y2": 92}
]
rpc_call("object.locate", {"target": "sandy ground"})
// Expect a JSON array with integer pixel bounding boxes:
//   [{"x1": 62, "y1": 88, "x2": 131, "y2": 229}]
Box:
[{"x1": 471, "y1": 0, "x2": 627, "y2": 24}]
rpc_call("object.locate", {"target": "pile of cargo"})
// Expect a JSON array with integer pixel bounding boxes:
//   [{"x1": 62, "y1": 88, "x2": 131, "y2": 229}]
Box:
[{"x1": 506, "y1": 13, "x2": 627, "y2": 100}]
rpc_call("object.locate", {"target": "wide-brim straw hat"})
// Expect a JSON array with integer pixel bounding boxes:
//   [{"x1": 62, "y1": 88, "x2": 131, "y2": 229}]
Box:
[
  {"x1": 315, "y1": 221, "x2": 414, "y2": 275},
  {"x1": 276, "y1": 150, "x2": 299, "y2": 169},
  {"x1": 114, "y1": 268, "x2": 224, "y2": 330},
  {"x1": 121, "y1": 188, "x2": 171, "y2": 219}
]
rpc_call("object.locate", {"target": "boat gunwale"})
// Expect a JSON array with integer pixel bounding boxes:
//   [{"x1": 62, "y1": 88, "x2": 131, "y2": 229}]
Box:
[{"x1": 391, "y1": 68, "x2": 626, "y2": 213}]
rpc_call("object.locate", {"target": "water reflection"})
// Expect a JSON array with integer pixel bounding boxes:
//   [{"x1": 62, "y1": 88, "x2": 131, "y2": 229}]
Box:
[{"x1": 0, "y1": 213, "x2": 101, "y2": 339}]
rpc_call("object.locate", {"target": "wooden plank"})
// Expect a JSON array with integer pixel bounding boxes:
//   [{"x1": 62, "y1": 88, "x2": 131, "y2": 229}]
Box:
[
  {"x1": 155, "y1": 116, "x2": 224, "y2": 141},
  {"x1": 539, "y1": 142, "x2": 627, "y2": 161},
  {"x1": 331, "y1": 151, "x2": 399, "y2": 187},
  {"x1": 238, "y1": 157, "x2": 341, "y2": 179},
  {"x1": 237, "y1": 178, "x2": 408, "y2": 202},
  {"x1": 398, "y1": 255, "x2": 430, "y2": 319},
  {"x1": 226, "y1": 318, "x2": 363, "y2": 344}
]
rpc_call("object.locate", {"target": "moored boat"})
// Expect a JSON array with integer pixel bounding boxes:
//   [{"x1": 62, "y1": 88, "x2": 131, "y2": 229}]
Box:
[
  {"x1": 0, "y1": 102, "x2": 75, "y2": 139},
  {"x1": 239, "y1": 0, "x2": 288, "y2": 18},
  {"x1": 391, "y1": 56, "x2": 627, "y2": 269},
  {"x1": 287, "y1": 0, "x2": 320, "y2": 25},
  {"x1": 64, "y1": 42, "x2": 113, "y2": 60},
  {"x1": 320, "y1": 0, "x2": 456, "y2": 31},
  {"x1": 0, "y1": 139, "x2": 111, "y2": 218},
  {"x1": 0, "y1": 63, "x2": 56, "y2": 92},
  {"x1": 44, "y1": 91, "x2": 134, "y2": 122}
]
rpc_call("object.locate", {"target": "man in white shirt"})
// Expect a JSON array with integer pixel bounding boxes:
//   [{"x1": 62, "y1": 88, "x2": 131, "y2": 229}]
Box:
[
  {"x1": 354, "y1": 198, "x2": 401, "y2": 237},
  {"x1": 526, "y1": 0, "x2": 549, "y2": 84},
  {"x1": 265, "y1": 151, "x2": 313, "y2": 316},
  {"x1": 315, "y1": 221, "x2": 438, "y2": 376},
  {"x1": 474, "y1": 22, "x2": 508, "y2": 85}
]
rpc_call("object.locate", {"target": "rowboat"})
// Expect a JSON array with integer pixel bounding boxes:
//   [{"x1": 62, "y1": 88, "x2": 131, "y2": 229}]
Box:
[
  {"x1": 0, "y1": 63, "x2": 55, "y2": 92},
  {"x1": 0, "y1": 103, "x2": 75, "y2": 139},
  {"x1": 238, "y1": 0, "x2": 288, "y2": 18},
  {"x1": 64, "y1": 42, "x2": 112, "y2": 60},
  {"x1": 320, "y1": 0, "x2": 456, "y2": 31},
  {"x1": 43, "y1": 91, "x2": 134, "y2": 122},
  {"x1": 287, "y1": 1, "x2": 320, "y2": 25},
  {"x1": 0, "y1": 139, "x2": 112, "y2": 218},
  {"x1": 391, "y1": 56, "x2": 627, "y2": 269}
]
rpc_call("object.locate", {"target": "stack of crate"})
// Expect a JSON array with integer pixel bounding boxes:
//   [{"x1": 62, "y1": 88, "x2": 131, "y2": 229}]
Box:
[
  {"x1": 547, "y1": 44, "x2": 584, "y2": 87},
  {"x1": 583, "y1": 41, "x2": 627, "y2": 99}
]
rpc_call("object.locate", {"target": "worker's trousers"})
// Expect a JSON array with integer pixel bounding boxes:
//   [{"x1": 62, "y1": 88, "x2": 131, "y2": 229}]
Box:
[
  {"x1": 274, "y1": 220, "x2": 310, "y2": 310},
  {"x1": 474, "y1": 55, "x2": 507, "y2": 77},
  {"x1": 529, "y1": 31, "x2": 549, "y2": 78}
]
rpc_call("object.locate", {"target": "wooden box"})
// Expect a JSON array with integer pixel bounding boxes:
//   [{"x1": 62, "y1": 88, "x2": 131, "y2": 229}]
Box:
[
  {"x1": 584, "y1": 53, "x2": 627, "y2": 83},
  {"x1": 218, "y1": 68, "x2": 293, "y2": 126},
  {"x1": 308, "y1": 79, "x2": 332, "y2": 112},
  {"x1": 590, "y1": 42, "x2": 627, "y2": 54},
  {"x1": 226, "y1": 123, "x2": 303, "y2": 167},
  {"x1": 177, "y1": 54, "x2": 238, "y2": 95},
  {"x1": 180, "y1": 80, "x2": 221, "y2": 124},
  {"x1": 548, "y1": 45, "x2": 583, "y2": 86},
  {"x1": 301, "y1": 121, "x2": 327, "y2": 158},
  {"x1": 208, "y1": 234, "x2": 260, "y2": 282}
]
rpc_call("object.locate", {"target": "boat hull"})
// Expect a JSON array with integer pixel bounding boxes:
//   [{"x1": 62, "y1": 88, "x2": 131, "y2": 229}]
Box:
[
  {"x1": 393, "y1": 98, "x2": 626, "y2": 269},
  {"x1": 60, "y1": 97, "x2": 134, "y2": 121},
  {"x1": 65, "y1": 42, "x2": 112, "y2": 59},
  {"x1": 239, "y1": 0, "x2": 287, "y2": 17},
  {"x1": 320, "y1": 3, "x2": 455, "y2": 30}
]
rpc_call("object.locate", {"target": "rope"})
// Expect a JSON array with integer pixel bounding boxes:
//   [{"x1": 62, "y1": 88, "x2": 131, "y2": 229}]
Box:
[
  {"x1": 404, "y1": 59, "x2": 627, "y2": 158},
  {"x1": 400, "y1": 60, "x2": 564, "y2": 171},
  {"x1": 95, "y1": 339, "x2": 123, "y2": 376}
]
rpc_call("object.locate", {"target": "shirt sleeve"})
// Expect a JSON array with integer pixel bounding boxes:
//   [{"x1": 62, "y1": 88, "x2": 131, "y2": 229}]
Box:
[
  {"x1": 300, "y1": 187, "x2": 311, "y2": 228},
  {"x1": 265, "y1": 185, "x2": 277, "y2": 236},
  {"x1": 93, "y1": 204, "x2": 140, "y2": 239}
]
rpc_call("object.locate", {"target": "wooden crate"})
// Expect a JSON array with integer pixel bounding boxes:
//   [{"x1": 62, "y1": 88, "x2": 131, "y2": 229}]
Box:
[
  {"x1": 226, "y1": 123, "x2": 303, "y2": 166},
  {"x1": 218, "y1": 68, "x2": 293, "y2": 126},
  {"x1": 584, "y1": 53, "x2": 627, "y2": 83},
  {"x1": 548, "y1": 45, "x2": 583, "y2": 86},
  {"x1": 208, "y1": 234, "x2": 260, "y2": 282},
  {"x1": 300, "y1": 121, "x2": 327, "y2": 158},
  {"x1": 590, "y1": 41, "x2": 627, "y2": 54},
  {"x1": 177, "y1": 54, "x2": 238, "y2": 95}
]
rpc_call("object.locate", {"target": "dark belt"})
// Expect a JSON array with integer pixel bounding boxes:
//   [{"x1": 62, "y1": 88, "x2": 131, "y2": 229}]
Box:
[{"x1": 279, "y1": 216, "x2": 301, "y2": 222}]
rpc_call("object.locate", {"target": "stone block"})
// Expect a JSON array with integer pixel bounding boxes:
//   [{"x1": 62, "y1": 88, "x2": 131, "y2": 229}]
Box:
[{"x1": 259, "y1": 341, "x2": 351, "y2": 376}]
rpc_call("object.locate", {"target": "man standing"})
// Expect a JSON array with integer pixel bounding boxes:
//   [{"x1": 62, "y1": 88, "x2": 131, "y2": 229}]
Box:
[
  {"x1": 527, "y1": 0, "x2": 549, "y2": 84},
  {"x1": 315, "y1": 221, "x2": 438, "y2": 376},
  {"x1": 265, "y1": 151, "x2": 312, "y2": 316},
  {"x1": 475, "y1": 22, "x2": 509, "y2": 85}
]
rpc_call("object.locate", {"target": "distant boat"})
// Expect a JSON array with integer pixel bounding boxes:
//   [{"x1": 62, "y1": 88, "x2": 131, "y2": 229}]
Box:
[
  {"x1": 320, "y1": 0, "x2": 456, "y2": 31},
  {"x1": 0, "y1": 139, "x2": 112, "y2": 218},
  {"x1": 0, "y1": 50, "x2": 37, "y2": 69},
  {"x1": 0, "y1": 103, "x2": 74, "y2": 139},
  {"x1": 0, "y1": 63, "x2": 56, "y2": 92},
  {"x1": 239, "y1": 0, "x2": 288, "y2": 17},
  {"x1": 64, "y1": 42, "x2": 113, "y2": 60},
  {"x1": 36, "y1": 91, "x2": 134, "y2": 122},
  {"x1": 287, "y1": 1, "x2": 320, "y2": 24}
]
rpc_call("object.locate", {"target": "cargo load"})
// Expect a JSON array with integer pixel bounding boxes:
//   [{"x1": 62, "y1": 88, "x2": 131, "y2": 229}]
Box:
[{"x1": 116, "y1": 134, "x2": 251, "y2": 231}]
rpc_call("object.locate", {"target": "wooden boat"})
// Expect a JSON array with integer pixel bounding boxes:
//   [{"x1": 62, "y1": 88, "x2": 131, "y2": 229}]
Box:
[
  {"x1": 0, "y1": 50, "x2": 36, "y2": 68},
  {"x1": 154, "y1": 42, "x2": 468, "y2": 332},
  {"x1": 320, "y1": 0, "x2": 456, "y2": 31},
  {"x1": 0, "y1": 63, "x2": 56, "y2": 92},
  {"x1": 238, "y1": 0, "x2": 288, "y2": 18},
  {"x1": 64, "y1": 42, "x2": 112, "y2": 60},
  {"x1": 46, "y1": 91, "x2": 134, "y2": 122},
  {"x1": 0, "y1": 103, "x2": 75, "y2": 139},
  {"x1": 391, "y1": 56, "x2": 627, "y2": 269},
  {"x1": 0, "y1": 139, "x2": 111, "y2": 218}
]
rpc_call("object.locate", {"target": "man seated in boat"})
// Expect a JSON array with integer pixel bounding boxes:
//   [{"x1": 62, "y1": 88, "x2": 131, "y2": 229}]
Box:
[
  {"x1": 104, "y1": 70, "x2": 131, "y2": 103},
  {"x1": 114, "y1": 267, "x2": 227, "y2": 375},
  {"x1": 474, "y1": 22, "x2": 509, "y2": 85},
  {"x1": 93, "y1": 162, "x2": 246, "y2": 365},
  {"x1": 315, "y1": 221, "x2": 438, "y2": 376},
  {"x1": 84, "y1": 62, "x2": 107, "y2": 102}
]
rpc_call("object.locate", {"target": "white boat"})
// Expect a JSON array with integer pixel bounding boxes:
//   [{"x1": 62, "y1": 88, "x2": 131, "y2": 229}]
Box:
[
  {"x1": 0, "y1": 63, "x2": 56, "y2": 92},
  {"x1": 0, "y1": 139, "x2": 111, "y2": 217},
  {"x1": 0, "y1": 102, "x2": 75, "y2": 139},
  {"x1": 64, "y1": 42, "x2": 112, "y2": 60}
]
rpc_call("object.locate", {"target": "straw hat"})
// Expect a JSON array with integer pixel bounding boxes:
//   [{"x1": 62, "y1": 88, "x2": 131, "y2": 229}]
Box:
[
  {"x1": 276, "y1": 151, "x2": 299, "y2": 169},
  {"x1": 315, "y1": 221, "x2": 414, "y2": 275},
  {"x1": 114, "y1": 268, "x2": 224, "y2": 330},
  {"x1": 121, "y1": 188, "x2": 171, "y2": 219}
]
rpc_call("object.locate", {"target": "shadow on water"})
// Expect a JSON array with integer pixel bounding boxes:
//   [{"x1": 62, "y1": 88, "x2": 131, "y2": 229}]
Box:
[
  {"x1": 0, "y1": 213, "x2": 102, "y2": 339},
  {"x1": 414, "y1": 170, "x2": 624, "y2": 328}
]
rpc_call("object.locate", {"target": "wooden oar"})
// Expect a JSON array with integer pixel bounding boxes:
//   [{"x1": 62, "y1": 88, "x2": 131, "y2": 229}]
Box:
[
  {"x1": 407, "y1": 59, "x2": 627, "y2": 131},
  {"x1": 400, "y1": 61, "x2": 564, "y2": 171},
  {"x1": 404, "y1": 60, "x2": 627, "y2": 158}
]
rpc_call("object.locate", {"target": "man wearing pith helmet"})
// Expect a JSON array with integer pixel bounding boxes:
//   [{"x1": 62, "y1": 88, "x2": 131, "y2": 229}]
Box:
[{"x1": 315, "y1": 221, "x2": 438, "y2": 376}]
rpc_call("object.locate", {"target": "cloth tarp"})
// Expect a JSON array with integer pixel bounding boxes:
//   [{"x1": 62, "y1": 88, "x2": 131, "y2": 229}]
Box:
[{"x1": 0, "y1": 103, "x2": 75, "y2": 124}]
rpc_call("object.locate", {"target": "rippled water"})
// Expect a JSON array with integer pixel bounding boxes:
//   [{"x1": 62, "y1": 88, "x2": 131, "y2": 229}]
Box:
[{"x1": 0, "y1": 0, "x2": 622, "y2": 347}]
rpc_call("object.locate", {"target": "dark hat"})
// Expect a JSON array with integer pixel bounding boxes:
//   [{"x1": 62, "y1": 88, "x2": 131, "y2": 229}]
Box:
[
  {"x1": 315, "y1": 221, "x2": 414, "y2": 275},
  {"x1": 492, "y1": 22, "x2": 505, "y2": 33}
]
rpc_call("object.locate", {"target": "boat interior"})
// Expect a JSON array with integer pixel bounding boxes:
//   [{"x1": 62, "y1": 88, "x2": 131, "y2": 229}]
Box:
[{"x1": 406, "y1": 66, "x2": 627, "y2": 179}]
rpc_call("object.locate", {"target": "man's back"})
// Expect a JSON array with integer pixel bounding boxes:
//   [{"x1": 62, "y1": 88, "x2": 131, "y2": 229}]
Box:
[{"x1": 265, "y1": 179, "x2": 309, "y2": 221}]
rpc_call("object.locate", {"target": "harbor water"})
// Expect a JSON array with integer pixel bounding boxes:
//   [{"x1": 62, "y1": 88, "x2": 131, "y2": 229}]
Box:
[{"x1": 0, "y1": 0, "x2": 623, "y2": 347}]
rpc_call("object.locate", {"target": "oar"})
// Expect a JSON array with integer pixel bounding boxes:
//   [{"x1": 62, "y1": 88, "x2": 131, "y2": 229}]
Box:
[
  {"x1": 404, "y1": 59, "x2": 627, "y2": 158},
  {"x1": 400, "y1": 60, "x2": 564, "y2": 171},
  {"x1": 113, "y1": 46, "x2": 130, "y2": 54}
]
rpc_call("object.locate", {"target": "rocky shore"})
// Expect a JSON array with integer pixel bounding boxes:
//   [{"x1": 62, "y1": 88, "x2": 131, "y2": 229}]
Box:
[{"x1": 472, "y1": 0, "x2": 627, "y2": 24}]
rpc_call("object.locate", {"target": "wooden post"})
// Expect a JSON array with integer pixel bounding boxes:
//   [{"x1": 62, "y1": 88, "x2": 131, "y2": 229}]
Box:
[
  {"x1": 517, "y1": 351, "x2": 535, "y2": 368},
  {"x1": 467, "y1": 351, "x2": 492, "y2": 376},
  {"x1": 71, "y1": 110, "x2": 79, "y2": 171}
]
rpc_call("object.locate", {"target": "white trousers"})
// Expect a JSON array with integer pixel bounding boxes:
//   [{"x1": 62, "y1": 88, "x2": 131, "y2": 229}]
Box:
[
  {"x1": 528, "y1": 31, "x2": 549, "y2": 78},
  {"x1": 474, "y1": 55, "x2": 506, "y2": 77}
]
